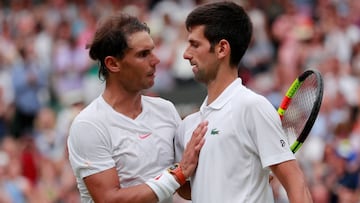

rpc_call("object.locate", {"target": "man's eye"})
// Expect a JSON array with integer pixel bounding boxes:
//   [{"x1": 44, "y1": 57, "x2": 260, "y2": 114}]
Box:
[
  {"x1": 191, "y1": 43, "x2": 199, "y2": 48},
  {"x1": 139, "y1": 51, "x2": 150, "y2": 57}
]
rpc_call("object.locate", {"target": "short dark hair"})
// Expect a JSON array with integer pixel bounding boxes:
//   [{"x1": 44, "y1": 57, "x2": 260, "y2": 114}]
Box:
[
  {"x1": 185, "y1": 2, "x2": 252, "y2": 67},
  {"x1": 87, "y1": 13, "x2": 150, "y2": 80}
]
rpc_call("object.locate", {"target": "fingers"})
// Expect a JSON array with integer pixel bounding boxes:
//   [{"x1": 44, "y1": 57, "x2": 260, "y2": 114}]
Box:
[
  {"x1": 188, "y1": 121, "x2": 208, "y2": 146},
  {"x1": 193, "y1": 123, "x2": 208, "y2": 150},
  {"x1": 180, "y1": 121, "x2": 208, "y2": 178}
]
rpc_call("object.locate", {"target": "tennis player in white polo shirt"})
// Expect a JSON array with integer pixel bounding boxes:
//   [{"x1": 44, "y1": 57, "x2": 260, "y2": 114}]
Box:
[{"x1": 175, "y1": 2, "x2": 313, "y2": 203}]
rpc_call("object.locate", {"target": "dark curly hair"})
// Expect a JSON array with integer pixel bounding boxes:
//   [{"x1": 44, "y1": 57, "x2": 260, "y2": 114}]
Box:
[{"x1": 87, "y1": 13, "x2": 150, "y2": 80}]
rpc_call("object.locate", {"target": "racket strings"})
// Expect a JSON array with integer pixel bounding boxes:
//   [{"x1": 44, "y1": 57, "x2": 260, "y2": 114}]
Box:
[{"x1": 282, "y1": 74, "x2": 318, "y2": 141}]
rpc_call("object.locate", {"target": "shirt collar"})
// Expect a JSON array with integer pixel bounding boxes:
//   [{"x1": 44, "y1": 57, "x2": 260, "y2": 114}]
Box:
[{"x1": 200, "y1": 78, "x2": 244, "y2": 111}]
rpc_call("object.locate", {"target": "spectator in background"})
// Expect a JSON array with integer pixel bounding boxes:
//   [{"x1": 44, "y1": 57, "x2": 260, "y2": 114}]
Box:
[
  {"x1": 323, "y1": 140, "x2": 360, "y2": 203},
  {"x1": 33, "y1": 107, "x2": 65, "y2": 166},
  {"x1": 322, "y1": 5, "x2": 360, "y2": 72},
  {"x1": 149, "y1": 33, "x2": 176, "y2": 94},
  {"x1": 2, "y1": 157, "x2": 35, "y2": 203},
  {"x1": 0, "y1": 150, "x2": 12, "y2": 203},
  {"x1": 171, "y1": 25, "x2": 196, "y2": 86},
  {"x1": 351, "y1": 41, "x2": 360, "y2": 78},
  {"x1": 0, "y1": 136, "x2": 36, "y2": 203},
  {"x1": 242, "y1": 1, "x2": 275, "y2": 77},
  {"x1": 271, "y1": 0, "x2": 313, "y2": 91},
  {"x1": 11, "y1": 38, "x2": 48, "y2": 139},
  {"x1": 0, "y1": 19, "x2": 17, "y2": 140},
  {"x1": 51, "y1": 19, "x2": 91, "y2": 108},
  {"x1": 0, "y1": 88, "x2": 8, "y2": 140}
]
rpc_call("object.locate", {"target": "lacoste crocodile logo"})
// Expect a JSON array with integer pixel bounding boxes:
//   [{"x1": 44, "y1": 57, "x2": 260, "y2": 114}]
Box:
[{"x1": 210, "y1": 128, "x2": 219, "y2": 135}]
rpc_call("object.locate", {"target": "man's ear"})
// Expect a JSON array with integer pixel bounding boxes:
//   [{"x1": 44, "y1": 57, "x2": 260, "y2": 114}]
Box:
[
  {"x1": 104, "y1": 56, "x2": 121, "y2": 73},
  {"x1": 216, "y1": 39, "x2": 230, "y2": 59}
]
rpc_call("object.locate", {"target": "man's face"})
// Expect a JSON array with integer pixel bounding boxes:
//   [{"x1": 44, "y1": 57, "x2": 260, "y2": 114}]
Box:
[
  {"x1": 183, "y1": 25, "x2": 219, "y2": 84},
  {"x1": 117, "y1": 31, "x2": 160, "y2": 92}
]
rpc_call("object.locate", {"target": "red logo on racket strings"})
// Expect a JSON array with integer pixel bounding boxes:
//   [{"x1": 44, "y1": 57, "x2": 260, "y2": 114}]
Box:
[
  {"x1": 280, "y1": 139, "x2": 286, "y2": 147},
  {"x1": 139, "y1": 133, "x2": 151, "y2": 139}
]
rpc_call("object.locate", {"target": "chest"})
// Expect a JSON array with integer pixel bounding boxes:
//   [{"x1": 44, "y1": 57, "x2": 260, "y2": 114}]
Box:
[
  {"x1": 107, "y1": 117, "x2": 176, "y2": 186},
  {"x1": 186, "y1": 105, "x2": 256, "y2": 163}
]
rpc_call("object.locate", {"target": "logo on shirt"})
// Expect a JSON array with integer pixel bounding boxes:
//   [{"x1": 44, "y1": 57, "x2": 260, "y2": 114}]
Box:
[
  {"x1": 280, "y1": 139, "x2": 286, "y2": 147},
  {"x1": 139, "y1": 133, "x2": 152, "y2": 139},
  {"x1": 155, "y1": 174, "x2": 162, "y2": 180},
  {"x1": 210, "y1": 128, "x2": 219, "y2": 135}
]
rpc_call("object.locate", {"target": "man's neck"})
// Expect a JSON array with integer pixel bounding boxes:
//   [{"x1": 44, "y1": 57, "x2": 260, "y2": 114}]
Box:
[
  {"x1": 102, "y1": 87, "x2": 143, "y2": 119},
  {"x1": 206, "y1": 71, "x2": 238, "y2": 105}
]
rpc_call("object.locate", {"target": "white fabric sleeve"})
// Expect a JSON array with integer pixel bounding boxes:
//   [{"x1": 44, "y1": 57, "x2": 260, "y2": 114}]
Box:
[
  {"x1": 246, "y1": 96, "x2": 295, "y2": 168},
  {"x1": 67, "y1": 120, "x2": 114, "y2": 179}
]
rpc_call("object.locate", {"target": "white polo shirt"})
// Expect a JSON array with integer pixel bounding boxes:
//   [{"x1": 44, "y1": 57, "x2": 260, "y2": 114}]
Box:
[
  {"x1": 175, "y1": 78, "x2": 295, "y2": 203},
  {"x1": 68, "y1": 95, "x2": 181, "y2": 203}
]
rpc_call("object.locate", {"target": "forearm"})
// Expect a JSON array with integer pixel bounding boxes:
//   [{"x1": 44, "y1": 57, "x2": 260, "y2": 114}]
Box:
[
  {"x1": 88, "y1": 169, "x2": 182, "y2": 203},
  {"x1": 84, "y1": 167, "x2": 166, "y2": 203},
  {"x1": 101, "y1": 184, "x2": 158, "y2": 203},
  {"x1": 270, "y1": 160, "x2": 313, "y2": 203},
  {"x1": 284, "y1": 170, "x2": 313, "y2": 203},
  {"x1": 286, "y1": 181, "x2": 313, "y2": 203}
]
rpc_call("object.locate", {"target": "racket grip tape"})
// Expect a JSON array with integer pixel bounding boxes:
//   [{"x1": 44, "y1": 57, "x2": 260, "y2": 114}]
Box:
[
  {"x1": 278, "y1": 96, "x2": 291, "y2": 117},
  {"x1": 286, "y1": 79, "x2": 302, "y2": 98},
  {"x1": 278, "y1": 79, "x2": 302, "y2": 118}
]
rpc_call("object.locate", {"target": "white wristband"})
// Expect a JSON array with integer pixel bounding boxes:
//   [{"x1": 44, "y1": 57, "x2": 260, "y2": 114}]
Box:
[{"x1": 145, "y1": 169, "x2": 180, "y2": 202}]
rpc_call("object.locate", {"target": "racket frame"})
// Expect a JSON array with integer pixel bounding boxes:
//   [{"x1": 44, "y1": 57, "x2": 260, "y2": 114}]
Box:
[{"x1": 277, "y1": 70, "x2": 324, "y2": 153}]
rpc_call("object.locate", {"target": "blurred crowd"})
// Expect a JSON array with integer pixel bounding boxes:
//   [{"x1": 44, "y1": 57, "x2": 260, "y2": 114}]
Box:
[{"x1": 0, "y1": 0, "x2": 359, "y2": 202}]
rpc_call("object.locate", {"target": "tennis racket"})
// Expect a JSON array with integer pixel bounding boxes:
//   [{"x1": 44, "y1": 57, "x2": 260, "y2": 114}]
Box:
[{"x1": 277, "y1": 69, "x2": 324, "y2": 153}]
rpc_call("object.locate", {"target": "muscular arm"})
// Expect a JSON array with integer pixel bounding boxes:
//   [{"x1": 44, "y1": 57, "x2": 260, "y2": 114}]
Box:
[
  {"x1": 270, "y1": 160, "x2": 313, "y2": 203},
  {"x1": 84, "y1": 167, "x2": 158, "y2": 203}
]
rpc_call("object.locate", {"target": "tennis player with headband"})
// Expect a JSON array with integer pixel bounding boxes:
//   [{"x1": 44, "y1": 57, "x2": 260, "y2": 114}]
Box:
[
  {"x1": 67, "y1": 13, "x2": 208, "y2": 203},
  {"x1": 175, "y1": 2, "x2": 313, "y2": 203}
]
